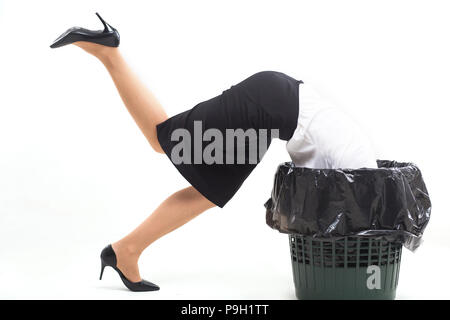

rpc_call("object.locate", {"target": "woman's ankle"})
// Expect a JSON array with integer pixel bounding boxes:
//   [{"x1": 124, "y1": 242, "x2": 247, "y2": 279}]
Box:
[
  {"x1": 112, "y1": 240, "x2": 142, "y2": 261},
  {"x1": 98, "y1": 48, "x2": 121, "y2": 68}
]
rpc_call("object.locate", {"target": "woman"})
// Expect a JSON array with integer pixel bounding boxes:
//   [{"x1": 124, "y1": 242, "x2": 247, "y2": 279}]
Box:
[{"x1": 50, "y1": 13, "x2": 376, "y2": 292}]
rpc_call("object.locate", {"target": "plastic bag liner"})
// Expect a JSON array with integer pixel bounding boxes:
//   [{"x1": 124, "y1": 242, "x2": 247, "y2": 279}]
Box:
[{"x1": 264, "y1": 160, "x2": 431, "y2": 251}]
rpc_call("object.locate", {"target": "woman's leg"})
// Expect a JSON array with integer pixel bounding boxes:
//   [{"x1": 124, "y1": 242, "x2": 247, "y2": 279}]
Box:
[
  {"x1": 73, "y1": 42, "x2": 216, "y2": 282},
  {"x1": 74, "y1": 42, "x2": 167, "y2": 152},
  {"x1": 112, "y1": 186, "x2": 215, "y2": 282}
]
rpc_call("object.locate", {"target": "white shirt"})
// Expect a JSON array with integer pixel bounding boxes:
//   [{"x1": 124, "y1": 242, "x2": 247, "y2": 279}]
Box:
[{"x1": 286, "y1": 82, "x2": 377, "y2": 169}]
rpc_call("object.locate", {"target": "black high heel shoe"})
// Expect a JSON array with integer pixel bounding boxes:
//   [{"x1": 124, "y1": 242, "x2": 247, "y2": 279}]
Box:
[
  {"x1": 50, "y1": 12, "x2": 120, "y2": 49},
  {"x1": 100, "y1": 244, "x2": 160, "y2": 292}
]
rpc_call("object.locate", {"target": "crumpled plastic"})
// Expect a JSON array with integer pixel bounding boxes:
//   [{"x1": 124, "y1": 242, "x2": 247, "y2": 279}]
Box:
[{"x1": 264, "y1": 160, "x2": 431, "y2": 251}]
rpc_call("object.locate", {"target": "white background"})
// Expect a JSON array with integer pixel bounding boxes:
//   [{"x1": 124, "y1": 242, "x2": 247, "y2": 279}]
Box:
[{"x1": 0, "y1": 0, "x2": 449, "y2": 299}]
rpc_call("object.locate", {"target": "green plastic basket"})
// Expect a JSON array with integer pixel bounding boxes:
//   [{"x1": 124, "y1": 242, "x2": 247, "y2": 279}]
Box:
[{"x1": 289, "y1": 235, "x2": 402, "y2": 300}]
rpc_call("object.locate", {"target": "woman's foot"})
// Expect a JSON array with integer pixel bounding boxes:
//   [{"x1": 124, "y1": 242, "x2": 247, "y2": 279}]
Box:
[
  {"x1": 74, "y1": 41, "x2": 119, "y2": 63},
  {"x1": 50, "y1": 13, "x2": 119, "y2": 49},
  {"x1": 100, "y1": 244, "x2": 159, "y2": 291},
  {"x1": 111, "y1": 241, "x2": 142, "y2": 282}
]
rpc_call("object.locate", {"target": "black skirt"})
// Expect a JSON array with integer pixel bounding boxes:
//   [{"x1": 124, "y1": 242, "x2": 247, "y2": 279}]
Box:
[{"x1": 156, "y1": 71, "x2": 301, "y2": 207}]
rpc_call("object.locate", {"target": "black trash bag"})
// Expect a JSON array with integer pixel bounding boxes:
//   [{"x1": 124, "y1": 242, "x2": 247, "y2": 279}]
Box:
[{"x1": 264, "y1": 160, "x2": 431, "y2": 251}]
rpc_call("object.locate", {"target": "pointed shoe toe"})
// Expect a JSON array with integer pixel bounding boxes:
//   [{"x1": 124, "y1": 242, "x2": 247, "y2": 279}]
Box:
[{"x1": 125, "y1": 279, "x2": 160, "y2": 292}]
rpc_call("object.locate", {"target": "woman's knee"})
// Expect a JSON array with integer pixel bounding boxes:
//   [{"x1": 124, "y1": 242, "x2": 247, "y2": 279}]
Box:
[
  {"x1": 150, "y1": 140, "x2": 164, "y2": 153},
  {"x1": 185, "y1": 186, "x2": 217, "y2": 209},
  {"x1": 152, "y1": 118, "x2": 169, "y2": 153}
]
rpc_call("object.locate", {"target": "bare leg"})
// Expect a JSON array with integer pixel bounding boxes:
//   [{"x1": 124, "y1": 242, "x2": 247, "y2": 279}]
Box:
[
  {"x1": 112, "y1": 186, "x2": 215, "y2": 282},
  {"x1": 74, "y1": 42, "x2": 167, "y2": 152},
  {"x1": 72, "y1": 42, "x2": 216, "y2": 282}
]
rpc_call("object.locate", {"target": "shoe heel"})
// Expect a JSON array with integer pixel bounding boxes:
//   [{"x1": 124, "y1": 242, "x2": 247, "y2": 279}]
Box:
[
  {"x1": 100, "y1": 261, "x2": 106, "y2": 280},
  {"x1": 95, "y1": 12, "x2": 115, "y2": 32}
]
